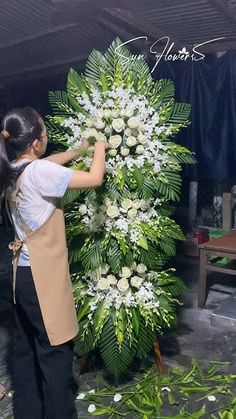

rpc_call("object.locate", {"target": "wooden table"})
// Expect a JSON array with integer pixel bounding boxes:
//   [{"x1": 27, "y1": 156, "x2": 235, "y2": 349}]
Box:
[{"x1": 198, "y1": 230, "x2": 236, "y2": 307}]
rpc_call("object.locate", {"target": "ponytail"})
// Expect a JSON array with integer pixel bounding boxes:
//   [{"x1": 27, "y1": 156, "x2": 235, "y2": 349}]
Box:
[
  {"x1": 0, "y1": 107, "x2": 43, "y2": 197},
  {"x1": 0, "y1": 131, "x2": 17, "y2": 196}
]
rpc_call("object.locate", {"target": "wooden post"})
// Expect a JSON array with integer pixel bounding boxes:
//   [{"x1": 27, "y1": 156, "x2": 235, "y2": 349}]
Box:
[
  {"x1": 153, "y1": 341, "x2": 165, "y2": 373},
  {"x1": 198, "y1": 248, "x2": 208, "y2": 308}
]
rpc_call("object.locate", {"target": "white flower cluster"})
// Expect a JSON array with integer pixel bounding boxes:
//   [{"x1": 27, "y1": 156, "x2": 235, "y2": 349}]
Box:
[
  {"x1": 61, "y1": 86, "x2": 175, "y2": 175},
  {"x1": 80, "y1": 263, "x2": 161, "y2": 313},
  {"x1": 70, "y1": 196, "x2": 160, "y2": 245}
]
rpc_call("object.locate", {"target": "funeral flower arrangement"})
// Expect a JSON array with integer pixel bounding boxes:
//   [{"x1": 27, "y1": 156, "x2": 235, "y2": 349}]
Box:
[{"x1": 47, "y1": 38, "x2": 195, "y2": 376}]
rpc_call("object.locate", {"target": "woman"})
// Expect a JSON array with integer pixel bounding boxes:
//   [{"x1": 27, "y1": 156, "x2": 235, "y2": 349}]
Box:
[{"x1": 0, "y1": 106, "x2": 107, "y2": 419}]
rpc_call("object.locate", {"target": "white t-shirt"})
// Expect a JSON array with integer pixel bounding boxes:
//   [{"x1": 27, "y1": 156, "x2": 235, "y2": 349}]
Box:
[{"x1": 7, "y1": 159, "x2": 73, "y2": 266}]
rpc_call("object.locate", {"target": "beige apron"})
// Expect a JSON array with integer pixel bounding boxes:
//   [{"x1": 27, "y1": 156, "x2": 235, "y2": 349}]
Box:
[{"x1": 8, "y1": 172, "x2": 79, "y2": 346}]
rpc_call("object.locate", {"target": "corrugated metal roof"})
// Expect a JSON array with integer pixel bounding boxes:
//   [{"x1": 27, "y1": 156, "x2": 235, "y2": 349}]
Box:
[{"x1": 0, "y1": 0, "x2": 235, "y2": 83}]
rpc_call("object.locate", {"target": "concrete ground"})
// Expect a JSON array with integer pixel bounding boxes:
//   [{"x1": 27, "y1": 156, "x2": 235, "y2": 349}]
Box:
[{"x1": 0, "y1": 226, "x2": 236, "y2": 418}]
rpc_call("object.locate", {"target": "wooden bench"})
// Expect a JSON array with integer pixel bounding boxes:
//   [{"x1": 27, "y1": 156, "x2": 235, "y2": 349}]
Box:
[{"x1": 198, "y1": 230, "x2": 236, "y2": 307}]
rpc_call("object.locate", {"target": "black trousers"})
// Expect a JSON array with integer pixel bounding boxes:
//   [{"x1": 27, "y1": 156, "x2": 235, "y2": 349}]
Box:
[{"x1": 12, "y1": 266, "x2": 78, "y2": 419}]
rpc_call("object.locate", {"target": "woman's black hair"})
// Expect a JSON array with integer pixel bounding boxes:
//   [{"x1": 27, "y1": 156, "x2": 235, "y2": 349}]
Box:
[{"x1": 0, "y1": 106, "x2": 43, "y2": 196}]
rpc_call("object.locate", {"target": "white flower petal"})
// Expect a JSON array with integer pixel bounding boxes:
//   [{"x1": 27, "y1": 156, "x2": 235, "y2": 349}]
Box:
[
  {"x1": 207, "y1": 395, "x2": 216, "y2": 402},
  {"x1": 88, "y1": 404, "x2": 96, "y2": 412},
  {"x1": 114, "y1": 393, "x2": 122, "y2": 402},
  {"x1": 76, "y1": 392, "x2": 85, "y2": 400}
]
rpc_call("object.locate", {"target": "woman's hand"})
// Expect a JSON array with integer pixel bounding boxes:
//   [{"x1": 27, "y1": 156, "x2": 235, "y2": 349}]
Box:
[{"x1": 81, "y1": 139, "x2": 90, "y2": 149}]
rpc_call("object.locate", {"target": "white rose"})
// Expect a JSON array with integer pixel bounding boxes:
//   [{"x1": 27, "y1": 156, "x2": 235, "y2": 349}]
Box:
[
  {"x1": 96, "y1": 132, "x2": 106, "y2": 142},
  {"x1": 79, "y1": 204, "x2": 87, "y2": 215},
  {"x1": 127, "y1": 208, "x2": 138, "y2": 218},
  {"x1": 124, "y1": 128, "x2": 132, "y2": 136},
  {"x1": 85, "y1": 118, "x2": 94, "y2": 128},
  {"x1": 112, "y1": 118, "x2": 125, "y2": 133},
  {"x1": 112, "y1": 109, "x2": 121, "y2": 118},
  {"x1": 132, "y1": 200, "x2": 140, "y2": 210},
  {"x1": 125, "y1": 108, "x2": 134, "y2": 117},
  {"x1": 107, "y1": 205, "x2": 119, "y2": 218},
  {"x1": 130, "y1": 276, "x2": 143, "y2": 288},
  {"x1": 95, "y1": 109, "x2": 104, "y2": 119},
  {"x1": 104, "y1": 109, "x2": 112, "y2": 118},
  {"x1": 107, "y1": 274, "x2": 117, "y2": 285},
  {"x1": 136, "y1": 263, "x2": 147, "y2": 274},
  {"x1": 109, "y1": 149, "x2": 117, "y2": 156},
  {"x1": 101, "y1": 264, "x2": 110, "y2": 275},
  {"x1": 121, "y1": 267, "x2": 132, "y2": 278},
  {"x1": 136, "y1": 145, "x2": 145, "y2": 154},
  {"x1": 121, "y1": 198, "x2": 133, "y2": 211},
  {"x1": 126, "y1": 136, "x2": 137, "y2": 147},
  {"x1": 94, "y1": 119, "x2": 105, "y2": 130},
  {"x1": 117, "y1": 278, "x2": 129, "y2": 292},
  {"x1": 98, "y1": 277, "x2": 110, "y2": 290},
  {"x1": 109, "y1": 135, "x2": 122, "y2": 148},
  {"x1": 121, "y1": 147, "x2": 129, "y2": 156},
  {"x1": 138, "y1": 134, "x2": 148, "y2": 144},
  {"x1": 140, "y1": 199, "x2": 149, "y2": 210},
  {"x1": 104, "y1": 197, "x2": 111, "y2": 206},
  {"x1": 127, "y1": 117, "x2": 139, "y2": 129}
]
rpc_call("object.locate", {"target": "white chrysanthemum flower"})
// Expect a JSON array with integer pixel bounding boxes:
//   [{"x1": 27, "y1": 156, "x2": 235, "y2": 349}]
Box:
[
  {"x1": 124, "y1": 108, "x2": 134, "y2": 118},
  {"x1": 96, "y1": 132, "x2": 106, "y2": 142},
  {"x1": 121, "y1": 147, "x2": 129, "y2": 156},
  {"x1": 132, "y1": 200, "x2": 140, "y2": 210},
  {"x1": 136, "y1": 145, "x2": 145, "y2": 154},
  {"x1": 78, "y1": 204, "x2": 87, "y2": 215},
  {"x1": 112, "y1": 118, "x2": 124, "y2": 132},
  {"x1": 109, "y1": 135, "x2": 122, "y2": 148},
  {"x1": 121, "y1": 267, "x2": 132, "y2": 278},
  {"x1": 107, "y1": 205, "x2": 120, "y2": 218},
  {"x1": 95, "y1": 109, "x2": 104, "y2": 119},
  {"x1": 126, "y1": 136, "x2": 137, "y2": 147},
  {"x1": 138, "y1": 134, "x2": 148, "y2": 144},
  {"x1": 140, "y1": 199, "x2": 149, "y2": 210},
  {"x1": 136, "y1": 263, "x2": 147, "y2": 274},
  {"x1": 105, "y1": 126, "x2": 111, "y2": 134},
  {"x1": 94, "y1": 118, "x2": 105, "y2": 130},
  {"x1": 97, "y1": 277, "x2": 110, "y2": 290},
  {"x1": 121, "y1": 198, "x2": 133, "y2": 211},
  {"x1": 127, "y1": 208, "x2": 138, "y2": 218},
  {"x1": 88, "y1": 404, "x2": 96, "y2": 413},
  {"x1": 76, "y1": 392, "x2": 85, "y2": 400},
  {"x1": 107, "y1": 274, "x2": 117, "y2": 285},
  {"x1": 131, "y1": 276, "x2": 143, "y2": 288},
  {"x1": 109, "y1": 148, "x2": 117, "y2": 156},
  {"x1": 86, "y1": 128, "x2": 98, "y2": 139},
  {"x1": 100, "y1": 264, "x2": 109, "y2": 275},
  {"x1": 85, "y1": 118, "x2": 94, "y2": 128},
  {"x1": 114, "y1": 393, "x2": 122, "y2": 402},
  {"x1": 124, "y1": 128, "x2": 132, "y2": 136},
  {"x1": 104, "y1": 109, "x2": 112, "y2": 118},
  {"x1": 117, "y1": 278, "x2": 129, "y2": 292},
  {"x1": 127, "y1": 116, "x2": 139, "y2": 129}
]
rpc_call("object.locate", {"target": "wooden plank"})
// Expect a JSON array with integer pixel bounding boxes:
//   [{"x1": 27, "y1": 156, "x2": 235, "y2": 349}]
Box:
[{"x1": 206, "y1": 265, "x2": 236, "y2": 275}]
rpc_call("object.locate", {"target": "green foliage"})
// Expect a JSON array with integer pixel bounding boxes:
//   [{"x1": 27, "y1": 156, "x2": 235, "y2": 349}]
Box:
[
  {"x1": 47, "y1": 37, "x2": 196, "y2": 377},
  {"x1": 76, "y1": 360, "x2": 236, "y2": 418}
]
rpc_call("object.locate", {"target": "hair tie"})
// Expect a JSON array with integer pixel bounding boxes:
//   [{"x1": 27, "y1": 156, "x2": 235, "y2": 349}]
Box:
[{"x1": 1, "y1": 129, "x2": 10, "y2": 139}]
